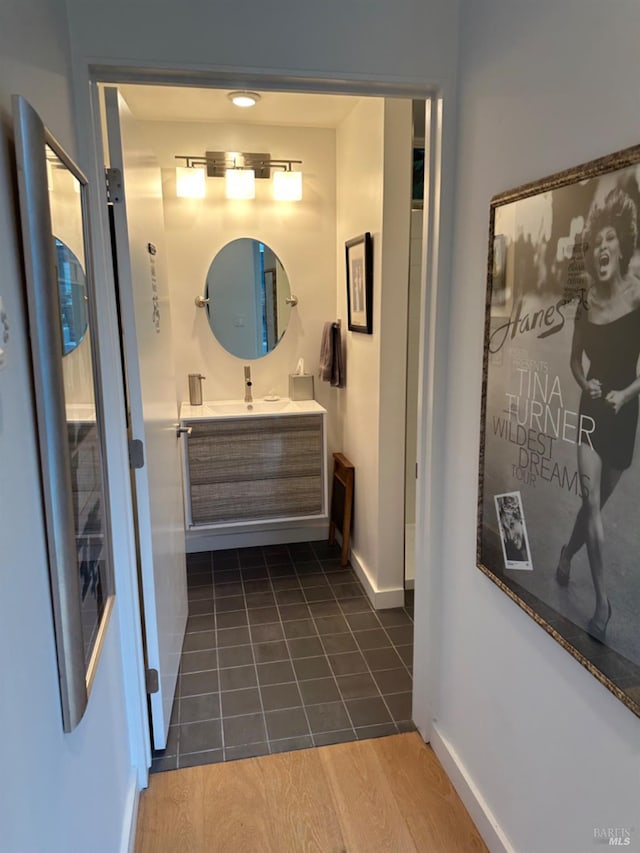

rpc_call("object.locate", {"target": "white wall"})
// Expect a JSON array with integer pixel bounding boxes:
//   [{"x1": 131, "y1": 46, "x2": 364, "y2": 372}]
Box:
[
  {"x1": 65, "y1": 0, "x2": 460, "y2": 88},
  {"x1": 137, "y1": 119, "x2": 338, "y2": 416},
  {"x1": 377, "y1": 99, "x2": 412, "y2": 597},
  {"x1": 406, "y1": 208, "x2": 423, "y2": 531},
  {"x1": 432, "y1": 2, "x2": 640, "y2": 851},
  {"x1": 405, "y1": 207, "x2": 423, "y2": 585},
  {"x1": 336, "y1": 98, "x2": 384, "y2": 588},
  {"x1": 336, "y1": 98, "x2": 412, "y2": 605},
  {"x1": 0, "y1": 1, "x2": 136, "y2": 851}
]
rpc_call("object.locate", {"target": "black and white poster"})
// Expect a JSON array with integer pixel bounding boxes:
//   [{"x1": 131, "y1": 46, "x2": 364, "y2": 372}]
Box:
[{"x1": 478, "y1": 146, "x2": 640, "y2": 717}]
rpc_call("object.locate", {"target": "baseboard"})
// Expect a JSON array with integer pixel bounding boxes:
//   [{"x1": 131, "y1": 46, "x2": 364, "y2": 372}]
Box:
[
  {"x1": 429, "y1": 723, "x2": 514, "y2": 853},
  {"x1": 186, "y1": 518, "x2": 328, "y2": 552},
  {"x1": 349, "y1": 547, "x2": 405, "y2": 609},
  {"x1": 120, "y1": 770, "x2": 141, "y2": 853}
]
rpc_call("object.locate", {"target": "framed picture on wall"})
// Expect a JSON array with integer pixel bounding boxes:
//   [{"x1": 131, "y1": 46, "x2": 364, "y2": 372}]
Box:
[
  {"x1": 477, "y1": 142, "x2": 640, "y2": 718},
  {"x1": 346, "y1": 232, "x2": 373, "y2": 334}
]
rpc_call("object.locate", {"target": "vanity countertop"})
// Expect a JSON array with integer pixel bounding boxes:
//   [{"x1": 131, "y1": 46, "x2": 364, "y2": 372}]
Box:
[
  {"x1": 180, "y1": 398, "x2": 326, "y2": 420},
  {"x1": 66, "y1": 403, "x2": 97, "y2": 422}
]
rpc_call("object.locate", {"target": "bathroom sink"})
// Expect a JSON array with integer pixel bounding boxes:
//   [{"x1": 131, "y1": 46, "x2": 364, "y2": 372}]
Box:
[
  {"x1": 180, "y1": 398, "x2": 326, "y2": 419},
  {"x1": 65, "y1": 403, "x2": 96, "y2": 422},
  {"x1": 206, "y1": 399, "x2": 302, "y2": 415}
]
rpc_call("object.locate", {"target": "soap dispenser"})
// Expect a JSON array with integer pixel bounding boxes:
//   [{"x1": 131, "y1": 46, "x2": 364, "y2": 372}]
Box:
[{"x1": 188, "y1": 373, "x2": 205, "y2": 405}]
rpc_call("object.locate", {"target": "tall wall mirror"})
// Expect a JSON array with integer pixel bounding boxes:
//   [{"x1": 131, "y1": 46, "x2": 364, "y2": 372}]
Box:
[
  {"x1": 205, "y1": 238, "x2": 293, "y2": 359},
  {"x1": 13, "y1": 96, "x2": 115, "y2": 732}
]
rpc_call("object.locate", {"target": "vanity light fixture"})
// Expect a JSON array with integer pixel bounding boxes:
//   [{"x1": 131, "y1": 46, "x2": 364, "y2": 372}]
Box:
[
  {"x1": 227, "y1": 91, "x2": 261, "y2": 108},
  {"x1": 175, "y1": 152, "x2": 303, "y2": 201}
]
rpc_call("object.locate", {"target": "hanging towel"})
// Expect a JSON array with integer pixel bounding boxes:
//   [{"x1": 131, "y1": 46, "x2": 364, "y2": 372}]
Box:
[
  {"x1": 319, "y1": 322, "x2": 333, "y2": 382},
  {"x1": 319, "y1": 322, "x2": 345, "y2": 387},
  {"x1": 331, "y1": 322, "x2": 344, "y2": 388}
]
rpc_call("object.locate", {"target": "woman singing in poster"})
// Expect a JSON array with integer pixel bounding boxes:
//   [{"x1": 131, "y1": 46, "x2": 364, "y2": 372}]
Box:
[{"x1": 557, "y1": 188, "x2": 640, "y2": 641}]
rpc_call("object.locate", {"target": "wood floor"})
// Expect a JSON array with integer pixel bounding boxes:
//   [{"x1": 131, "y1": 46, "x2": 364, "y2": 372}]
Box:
[{"x1": 134, "y1": 732, "x2": 488, "y2": 852}]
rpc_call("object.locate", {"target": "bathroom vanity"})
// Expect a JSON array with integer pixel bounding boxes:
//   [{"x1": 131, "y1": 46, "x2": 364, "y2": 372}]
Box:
[{"x1": 180, "y1": 399, "x2": 327, "y2": 546}]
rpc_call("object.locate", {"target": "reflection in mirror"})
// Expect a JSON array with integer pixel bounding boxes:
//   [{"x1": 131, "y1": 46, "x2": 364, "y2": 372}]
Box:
[
  {"x1": 205, "y1": 238, "x2": 292, "y2": 359},
  {"x1": 55, "y1": 238, "x2": 88, "y2": 356},
  {"x1": 15, "y1": 95, "x2": 117, "y2": 730},
  {"x1": 47, "y1": 142, "x2": 112, "y2": 674}
]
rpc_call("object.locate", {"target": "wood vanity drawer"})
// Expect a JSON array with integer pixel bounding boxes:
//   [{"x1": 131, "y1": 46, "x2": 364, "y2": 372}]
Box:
[
  {"x1": 191, "y1": 475, "x2": 323, "y2": 523},
  {"x1": 184, "y1": 414, "x2": 324, "y2": 524}
]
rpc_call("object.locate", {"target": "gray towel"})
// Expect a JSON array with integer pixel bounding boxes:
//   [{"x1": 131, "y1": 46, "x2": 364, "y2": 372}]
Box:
[
  {"x1": 319, "y1": 322, "x2": 344, "y2": 387},
  {"x1": 319, "y1": 322, "x2": 333, "y2": 382},
  {"x1": 331, "y1": 323, "x2": 344, "y2": 387}
]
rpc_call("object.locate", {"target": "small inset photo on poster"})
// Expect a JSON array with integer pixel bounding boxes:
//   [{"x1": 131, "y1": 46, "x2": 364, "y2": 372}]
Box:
[{"x1": 494, "y1": 491, "x2": 533, "y2": 570}]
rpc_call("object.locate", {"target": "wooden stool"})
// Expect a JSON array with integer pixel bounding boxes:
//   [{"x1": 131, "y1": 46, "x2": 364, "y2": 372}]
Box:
[{"x1": 328, "y1": 452, "x2": 354, "y2": 567}]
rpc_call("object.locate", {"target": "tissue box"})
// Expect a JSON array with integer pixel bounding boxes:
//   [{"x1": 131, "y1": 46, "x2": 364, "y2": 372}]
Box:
[{"x1": 289, "y1": 374, "x2": 314, "y2": 401}]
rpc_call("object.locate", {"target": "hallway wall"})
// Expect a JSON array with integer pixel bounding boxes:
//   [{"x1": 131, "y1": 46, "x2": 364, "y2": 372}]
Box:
[
  {"x1": 65, "y1": 0, "x2": 460, "y2": 88},
  {"x1": 335, "y1": 97, "x2": 384, "y2": 592},
  {"x1": 435, "y1": 1, "x2": 640, "y2": 850},
  {"x1": 0, "y1": 1, "x2": 136, "y2": 851}
]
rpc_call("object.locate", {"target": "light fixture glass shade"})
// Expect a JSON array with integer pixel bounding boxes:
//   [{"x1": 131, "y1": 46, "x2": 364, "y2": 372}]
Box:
[
  {"x1": 226, "y1": 168, "x2": 255, "y2": 200},
  {"x1": 273, "y1": 170, "x2": 302, "y2": 201},
  {"x1": 176, "y1": 166, "x2": 205, "y2": 199},
  {"x1": 228, "y1": 91, "x2": 260, "y2": 108}
]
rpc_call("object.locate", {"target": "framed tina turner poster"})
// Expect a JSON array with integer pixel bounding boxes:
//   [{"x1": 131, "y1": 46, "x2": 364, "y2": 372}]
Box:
[{"x1": 477, "y1": 144, "x2": 640, "y2": 717}]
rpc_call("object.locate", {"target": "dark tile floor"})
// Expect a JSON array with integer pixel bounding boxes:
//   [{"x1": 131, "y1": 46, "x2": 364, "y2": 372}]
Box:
[{"x1": 151, "y1": 540, "x2": 415, "y2": 772}]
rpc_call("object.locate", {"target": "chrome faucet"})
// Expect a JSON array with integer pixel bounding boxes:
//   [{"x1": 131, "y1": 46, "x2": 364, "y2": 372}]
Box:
[{"x1": 244, "y1": 365, "x2": 253, "y2": 404}]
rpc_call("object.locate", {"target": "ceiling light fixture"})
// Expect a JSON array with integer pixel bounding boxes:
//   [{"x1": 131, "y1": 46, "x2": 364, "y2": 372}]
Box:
[{"x1": 227, "y1": 91, "x2": 261, "y2": 108}]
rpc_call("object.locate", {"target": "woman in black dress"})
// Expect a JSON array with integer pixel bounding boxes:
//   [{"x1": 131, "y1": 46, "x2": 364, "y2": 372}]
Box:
[{"x1": 557, "y1": 188, "x2": 640, "y2": 640}]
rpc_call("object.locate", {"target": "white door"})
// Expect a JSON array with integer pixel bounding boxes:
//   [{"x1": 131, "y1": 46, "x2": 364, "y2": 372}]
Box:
[{"x1": 105, "y1": 87, "x2": 187, "y2": 750}]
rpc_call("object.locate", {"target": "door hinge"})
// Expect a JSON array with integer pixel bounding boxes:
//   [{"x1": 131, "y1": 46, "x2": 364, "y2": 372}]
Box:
[
  {"x1": 129, "y1": 438, "x2": 145, "y2": 469},
  {"x1": 415, "y1": 462, "x2": 419, "y2": 479},
  {"x1": 105, "y1": 167, "x2": 123, "y2": 204},
  {"x1": 145, "y1": 668, "x2": 159, "y2": 695}
]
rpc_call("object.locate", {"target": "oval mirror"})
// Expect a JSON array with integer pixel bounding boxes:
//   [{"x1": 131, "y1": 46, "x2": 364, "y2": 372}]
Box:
[
  {"x1": 55, "y1": 237, "x2": 88, "y2": 356},
  {"x1": 205, "y1": 238, "x2": 292, "y2": 359}
]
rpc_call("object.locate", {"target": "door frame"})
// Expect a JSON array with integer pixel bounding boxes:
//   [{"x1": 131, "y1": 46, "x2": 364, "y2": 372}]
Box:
[{"x1": 70, "y1": 62, "x2": 447, "y2": 786}]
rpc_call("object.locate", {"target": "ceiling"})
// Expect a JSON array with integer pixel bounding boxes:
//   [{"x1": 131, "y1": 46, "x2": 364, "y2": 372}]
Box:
[{"x1": 117, "y1": 84, "x2": 366, "y2": 129}]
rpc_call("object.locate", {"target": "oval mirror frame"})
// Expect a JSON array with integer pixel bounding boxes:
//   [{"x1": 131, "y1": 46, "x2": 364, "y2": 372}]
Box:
[{"x1": 204, "y1": 238, "x2": 292, "y2": 360}]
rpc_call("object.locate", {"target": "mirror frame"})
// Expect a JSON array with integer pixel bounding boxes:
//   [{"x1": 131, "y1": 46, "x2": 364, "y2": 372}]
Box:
[{"x1": 13, "y1": 95, "x2": 115, "y2": 732}]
